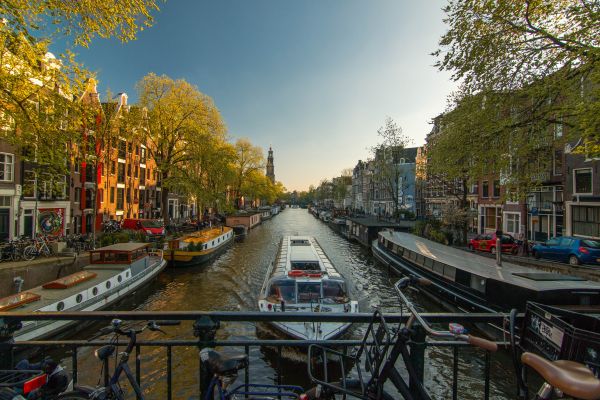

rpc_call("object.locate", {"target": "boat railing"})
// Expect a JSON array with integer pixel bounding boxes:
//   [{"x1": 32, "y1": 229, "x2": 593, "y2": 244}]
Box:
[
  {"x1": 260, "y1": 261, "x2": 276, "y2": 295},
  {"x1": 0, "y1": 311, "x2": 510, "y2": 400}
]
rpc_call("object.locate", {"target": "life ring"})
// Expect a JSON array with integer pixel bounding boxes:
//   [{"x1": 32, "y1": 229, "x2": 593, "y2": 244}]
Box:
[{"x1": 288, "y1": 270, "x2": 305, "y2": 277}]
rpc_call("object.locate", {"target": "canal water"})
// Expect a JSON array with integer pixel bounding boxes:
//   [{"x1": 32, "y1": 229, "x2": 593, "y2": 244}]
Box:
[{"x1": 55, "y1": 208, "x2": 518, "y2": 399}]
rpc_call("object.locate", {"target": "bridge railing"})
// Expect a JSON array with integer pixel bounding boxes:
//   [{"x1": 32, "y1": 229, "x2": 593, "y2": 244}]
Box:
[{"x1": 0, "y1": 311, "x2": 515, "y2": 400}]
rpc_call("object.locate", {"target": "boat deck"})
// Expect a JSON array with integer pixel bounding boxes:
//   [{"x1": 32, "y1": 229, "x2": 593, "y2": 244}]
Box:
[
  {"x1": 183, "y1": 227, "x2": 232, "y2": 243},
  {"x1": 380, "y1": 231, "x2": 600, "y2": 292}
]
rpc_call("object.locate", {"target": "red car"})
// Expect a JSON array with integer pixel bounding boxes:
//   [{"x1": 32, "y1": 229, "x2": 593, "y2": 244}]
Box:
[{"x1": 468, "y1": 233, "x2": 519, "y2": 255}]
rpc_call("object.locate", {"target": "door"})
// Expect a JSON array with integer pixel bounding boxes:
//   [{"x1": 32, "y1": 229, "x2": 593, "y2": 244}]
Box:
[
  {"x1": 544, "y1": 238, "x2": 561, "y2": 260},
  {"x1": 557, "y1": 237, "x2": 574, "y2": 262},
  {"x1": 0, "y1": 209, "x2": 9, "y2": 241}
]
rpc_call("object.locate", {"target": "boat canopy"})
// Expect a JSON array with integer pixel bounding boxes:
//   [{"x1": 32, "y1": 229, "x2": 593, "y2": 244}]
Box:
[
  {"x1": 89, "y1": 243, "x2": 150, "y2": 264},
  {"x1": 266, "y1": 277, "x2": 348, "y2": 304}
]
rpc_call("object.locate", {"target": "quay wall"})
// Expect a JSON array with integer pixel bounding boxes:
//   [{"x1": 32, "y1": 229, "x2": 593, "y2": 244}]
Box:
[{"x1": 0, "y1": 255, "x2": 87, "y2": 297}]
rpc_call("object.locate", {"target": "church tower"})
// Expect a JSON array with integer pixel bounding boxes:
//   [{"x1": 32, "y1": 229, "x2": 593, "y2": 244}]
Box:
[{"x1": 266, "y1": 146, "x2": 275, "y2": 183}]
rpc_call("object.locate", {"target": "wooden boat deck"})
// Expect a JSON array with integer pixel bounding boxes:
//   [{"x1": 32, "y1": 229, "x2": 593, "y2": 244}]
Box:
[{"x1": 381, "y1": 231, "x2": 600, "y2": 292}]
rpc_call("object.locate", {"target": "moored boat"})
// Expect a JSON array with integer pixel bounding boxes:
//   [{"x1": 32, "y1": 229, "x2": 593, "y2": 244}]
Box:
[
  {"x1": 1, "y1": 243, "x2": 166, "y2": 341},
  {"x1": 231, "y1": 225, "x2": 248, "y2": 241},
  {"x1": 373, "y1": 231, "x2": 600, "y2": 315},
  {"x1": 165, "y1": 226, "x2": 234, "y2": 267},
  {"x1": 258, "y1": 236, "x2": 358, "y2": 340}
]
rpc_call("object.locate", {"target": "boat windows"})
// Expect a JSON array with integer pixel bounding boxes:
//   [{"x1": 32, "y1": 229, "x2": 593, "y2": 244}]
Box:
[
  {"x1": 297, "y1": 282, "x2": 321, "y2": 303},
  {"x1": 290, "y1": 261, "x2": 320, "y2": 271},
  {"x1": 322, "y1": 280, "x2": 348, "y2": 304},
  {"x1": 76, "y1": 294, "x2": 83, "y2": 303},
  {"x1": 267, "y1": 279, "x2": 296, "y2": 303},
  {"x1": 92, "y1": 287, "x2": 98, "y2": 296},
  {"x1": 56, "y1": 301, "x2": 65, "y2": 311},
  {"x1": 117, "y1": 275, "x2": 123, "y2": 283},
  {"x1": 106, "y1": 281, "x2": 111, "y2": 289},
  {"x1": 291, "y1": 239, "x2": 310, "y2": 246}
]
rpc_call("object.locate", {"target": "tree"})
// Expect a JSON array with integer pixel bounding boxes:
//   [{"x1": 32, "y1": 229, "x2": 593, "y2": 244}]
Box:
[
  {"x1": 434, "y1": 0, "x2": 600, "y2": 155},
  {"x1": 1, "y1": 0, "x2": 159, "y2": 48},
  {"x1": 231, "y1": 138, "x2": 264, "y2": 208},
  {"x1": 136, "y1": 73, "x2": 226, "y2": 224},
  {"x1": 370, "y1": 117, "x2": 411, "y2": 217}
]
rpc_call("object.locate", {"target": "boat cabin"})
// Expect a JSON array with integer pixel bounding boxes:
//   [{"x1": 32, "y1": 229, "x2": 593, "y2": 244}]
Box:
[
  {"x1": 89, "y1": 243, "x2": 152, "y2": 264},
  {"x1": 265, "y1": 277, "x2": 349, "y2": 305},
  {"x1": 289, "y1": 239, "x2": 323, "y2": 271}
]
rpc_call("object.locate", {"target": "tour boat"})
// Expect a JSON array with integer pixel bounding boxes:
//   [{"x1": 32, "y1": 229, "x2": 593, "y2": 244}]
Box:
[
  {"x1": 258, "y1": 236, "x2": 359, "y2": 340},
  {"x1": 165, "y1": 226, "x2": 234, "y2": 267},
  {"x1": 0, "y1": 243, "x2": 166, "y2": 341}
]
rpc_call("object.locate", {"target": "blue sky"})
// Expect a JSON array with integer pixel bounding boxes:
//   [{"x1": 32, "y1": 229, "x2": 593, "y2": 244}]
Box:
[{"x1": 67, "y1": 0, "x2": 456, "y2": 191}]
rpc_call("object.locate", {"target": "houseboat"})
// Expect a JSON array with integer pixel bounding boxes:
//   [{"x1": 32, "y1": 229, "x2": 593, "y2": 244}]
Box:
[
  {"x1": 259, "y1": 206, "x2": 272, "y2": 221},
  {"x1": 165, "y1": 226, "x2": 234, "y2": 267},
  {"x1": 258, "y1": 236, "x2": 359, "y2": 340},
  {"x1": 225, "y1": 211, "x2": 261, "y2": 230},
  {"x1": 0, "y1": 243, "x2": 166, "y2": 341},
  {"x1": 231, "y1": 225, "x2": 248, "y2": 241},
  {"x1": 373, "y1": 231, "x2": 600, "y2": 316}
]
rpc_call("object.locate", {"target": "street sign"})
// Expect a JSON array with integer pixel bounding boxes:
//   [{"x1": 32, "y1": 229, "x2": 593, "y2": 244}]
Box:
[{"x1": 530, "y1": 207, "x2": 538, "y2": 216}]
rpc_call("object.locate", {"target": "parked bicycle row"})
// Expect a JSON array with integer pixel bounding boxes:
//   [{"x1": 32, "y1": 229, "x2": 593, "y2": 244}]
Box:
[{"x1": 0, "y1": 234, "x2": 94, "y2": 262}]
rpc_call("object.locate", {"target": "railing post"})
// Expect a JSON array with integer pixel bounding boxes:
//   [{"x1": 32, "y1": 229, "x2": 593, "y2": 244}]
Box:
[
  {"x1": 194, "y1": 316, "x2": 220, "y2": 399},
  {"x1": 408, "y1": 324, "x2": 426, "y2": 398},
  {"x1": 0, "y1": 318, "x2": 21, "y2": 369}
]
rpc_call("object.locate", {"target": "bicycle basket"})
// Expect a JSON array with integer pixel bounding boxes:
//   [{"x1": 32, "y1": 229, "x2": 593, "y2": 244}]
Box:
[{"x1": 520, "y1": 302, "x2": 600, "y2": 375}]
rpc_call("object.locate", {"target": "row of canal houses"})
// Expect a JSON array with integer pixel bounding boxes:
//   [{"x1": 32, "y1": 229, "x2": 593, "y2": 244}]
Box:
[{"x1": 323, "y1": 121, "x2": 599, "y2": 242}]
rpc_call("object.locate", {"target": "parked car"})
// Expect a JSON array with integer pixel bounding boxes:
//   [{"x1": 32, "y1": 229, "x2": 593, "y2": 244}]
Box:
[
  {"x1": 468, "y1": 233, "x2": 519, "y2": 255},
  {"x1": 531, "y1": 236, "x2": 600, "y2": 266},
  {"x1": 121, "y1": 218, "x2": 165, "y2": 237}
]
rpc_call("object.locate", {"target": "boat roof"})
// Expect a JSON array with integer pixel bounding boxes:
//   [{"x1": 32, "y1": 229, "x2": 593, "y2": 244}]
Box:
[
  {"x1": 92, "y1": 243, "x2": 150, "y2": 253},
  {"x1": 272, "y1": 236, "x2": 341, "y2": 279},
  {"x1": 181, "y1": 227, "x2": 232, "y2": 243},
  {"x1": 380, "y1": 231, "x2": 600, "y2": 292}
]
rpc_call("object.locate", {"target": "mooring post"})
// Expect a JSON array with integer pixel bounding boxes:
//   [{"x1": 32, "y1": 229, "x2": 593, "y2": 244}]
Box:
[
  {"x1": 408, "y1": 324, "x2": 426, "y2": 398},
  {"x1": 194, "y1": 316, "x2": 220, "y2": 399},
  {"x1": 0, "y1": 318, "x2": 21, "y2": 370}
]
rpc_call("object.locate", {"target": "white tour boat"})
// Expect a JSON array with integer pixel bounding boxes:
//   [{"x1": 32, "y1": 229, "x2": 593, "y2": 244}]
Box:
[
  {"x1": 0, "y1": 243, "x2": 166, "y2": 341},
  {"x1": 258, "y1": 236, "x2": 358, "y2": 340}
]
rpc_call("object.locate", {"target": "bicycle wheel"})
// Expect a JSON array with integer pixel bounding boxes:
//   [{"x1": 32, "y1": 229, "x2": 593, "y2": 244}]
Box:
[{"x1": 23, "y1": 245, "x2": 37, "y2": 261}]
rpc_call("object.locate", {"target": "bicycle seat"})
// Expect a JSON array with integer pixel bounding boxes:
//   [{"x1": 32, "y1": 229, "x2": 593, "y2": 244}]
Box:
[
  {"x1": 202, "y1": 350, "x2": 248, "y2": 375},
  {"x1": 95, "y1": 345, "x2": 116, "y2": 361},
  {"x1": 521, "y1": 352, "x2": 600, "y2": 400}
]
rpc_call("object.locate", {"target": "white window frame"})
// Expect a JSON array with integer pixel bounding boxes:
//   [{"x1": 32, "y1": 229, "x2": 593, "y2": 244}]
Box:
[
  {"x1": 573, "y1": 168, "x2": 593, "y2": 195},
  {"x1": 504, "y1": 212, "x2": 520, "y2": 235},
  {"x1": 0, "y1": 152, "x2": 14, "y2": 182}
]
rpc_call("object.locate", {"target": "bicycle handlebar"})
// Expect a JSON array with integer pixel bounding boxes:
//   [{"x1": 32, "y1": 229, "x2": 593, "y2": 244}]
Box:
[{"x1": 394, "y1": 277, "x2": 497, "y2": 352}]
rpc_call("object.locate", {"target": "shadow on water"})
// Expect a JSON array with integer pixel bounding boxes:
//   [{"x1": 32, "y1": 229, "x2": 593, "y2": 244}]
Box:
[{"x1": 28, "y1": 209, "x2": 517, "y2": 399}]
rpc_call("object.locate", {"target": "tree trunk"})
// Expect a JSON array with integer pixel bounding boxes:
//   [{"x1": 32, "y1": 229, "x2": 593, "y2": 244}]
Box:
[
  {"x1": 161, "y1": 170, "x2": 170, "y2": 224},
  {"x1": 461, "y1": 179, "x2": 469, "y2": 246}
]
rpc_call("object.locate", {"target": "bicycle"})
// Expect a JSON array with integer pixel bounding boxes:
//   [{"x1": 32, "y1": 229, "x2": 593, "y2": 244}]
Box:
[
  {"x1": 509, "y1": 308, "x2": 600, "y2": 400},
  {"x1": 306, "y1": 276, "x2": 498, "y2": 399},
  {"x1": 22, "y1": 236, "x2": 53, "y2": 261},
  {"x1": 56, "y1": 319, "x2": 180, "y2": 400},
  {"x1": 199, "y1": 348, "x2": 306, "y2": 399}
]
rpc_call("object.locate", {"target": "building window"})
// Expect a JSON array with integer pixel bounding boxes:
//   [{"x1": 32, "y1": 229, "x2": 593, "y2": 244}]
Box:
[
  {"x1": 0, "y1": 153, "x2": 14, "y2": 182},
  {"x1": 118, "y1": 140, "x2": 126, "y2": 159},
  {"x1": 574, "y1": 169, "x2": 592, "y2": 194},
  {"x1": 74, "y1": 187, "x2": 81, "y2": 203},
  {"x1": 117, "y1": 163, "x2": 125, "y2": 183},
  {"x1": 554, "y1": 120, "x2": 563, "y2": 138},
  {"x1": 482, "y1": 181, "x2": 489, "y2": 198},
  {"x1": 110, "y1": 187, "x2": 115, "y2": 203},
  {"x1": 74, "y1": 158, "x2": 80, "y2": 174},
  {"x1": 505, "y1": 213, "x2": 520, "y2": 235},
  {"x1": 134, "y1": 166, "x2": 138, "y2": 178},
  {"x1": 572, "y1": 205, "x2": 600, "y2": 238},
  {"x1": 553, "y1": 150, "x2": 563, "y2": 176},
  {"x1": 140, "y1": 167, "x2": 146, "y2": 185},
  {"x1": 111, "y1": 160, "x2": 116, "y2": 175},
  {"x1": 485, "y1": 207, "x2": 497, "y2": 230},
  {"x1": 140, "y1": 147, "x2": 147, "y2": 164},
  {"x1": 116, "y1": 188, "x2": 124, "y2": 210},
  {"x1": 493, "y1": 180, "x2": 500, "y2": 198}
]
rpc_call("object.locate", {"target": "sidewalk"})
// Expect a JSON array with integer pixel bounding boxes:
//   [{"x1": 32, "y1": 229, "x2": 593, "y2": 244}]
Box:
[{"x1": 0, "y1": 253, "x2": 89, "y2": 297}]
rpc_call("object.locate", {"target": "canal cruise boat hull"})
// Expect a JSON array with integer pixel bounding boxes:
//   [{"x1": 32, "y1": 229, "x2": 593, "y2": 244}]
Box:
[
  {"x1": 0, "y1": 243, "x2": 166, "y2": 341},
  {"x1": 165, "y1": 227, "x2": 234, "y2": 267},
  {"x1": 258, "y1": 236, "x2": 358, "y2": 341},
  {"x1": 372, "y1": 231, "x2": 600, "y2": 317}
]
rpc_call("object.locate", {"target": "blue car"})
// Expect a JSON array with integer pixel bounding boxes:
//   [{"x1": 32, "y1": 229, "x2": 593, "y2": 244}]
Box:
[{"x1": 532, "y1": 236, "x2": 600, "y2": 266}]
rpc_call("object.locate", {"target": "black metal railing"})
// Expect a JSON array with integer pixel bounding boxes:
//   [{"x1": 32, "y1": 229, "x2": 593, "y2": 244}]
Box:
[{"x1": 0, "y1": 311, "x2": 513, "y2": 399}]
